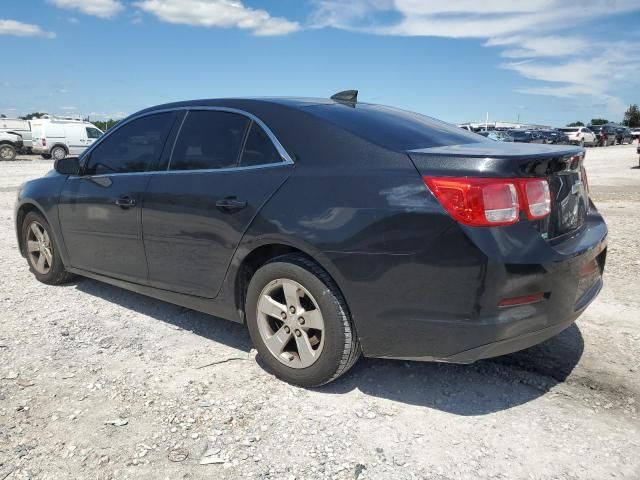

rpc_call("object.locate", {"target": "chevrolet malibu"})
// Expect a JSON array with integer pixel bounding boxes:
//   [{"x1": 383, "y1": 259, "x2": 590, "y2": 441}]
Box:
[{"x1": 15, "y1": 92, "x2": 607, "y2": 387}]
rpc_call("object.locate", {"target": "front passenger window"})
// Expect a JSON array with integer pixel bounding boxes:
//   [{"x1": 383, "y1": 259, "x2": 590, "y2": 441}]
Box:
[{"x1": 84, "y1": 113, "x2": 173, "y2": 175}]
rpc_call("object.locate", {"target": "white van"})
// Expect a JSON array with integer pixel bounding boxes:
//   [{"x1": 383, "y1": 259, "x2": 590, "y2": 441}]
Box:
[{"x1": 31, "y1": 118, "x2": 103, "y2": 160}]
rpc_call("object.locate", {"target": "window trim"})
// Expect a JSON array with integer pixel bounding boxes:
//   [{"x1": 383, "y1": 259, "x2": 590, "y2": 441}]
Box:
[{"x1": 79, "y1": 105, "x2": 294, "y2": 177}]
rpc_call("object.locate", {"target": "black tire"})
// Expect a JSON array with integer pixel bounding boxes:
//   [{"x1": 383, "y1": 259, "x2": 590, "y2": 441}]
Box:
[
  {"x1": 0, "y1": 143, "x2": 17, "y2": 161},
  {"x1": 22, "y1": 211, "x2": 74, "y2": 285},
  {"x1": 245, "y1": 254, "x2": 360, "y2": 387},
  {"x1": 41, "y1": 154, "x2": 52, "y2": 159},
  {"x1": 51, "y1": 146, "x2": 66, "y2": 160}
]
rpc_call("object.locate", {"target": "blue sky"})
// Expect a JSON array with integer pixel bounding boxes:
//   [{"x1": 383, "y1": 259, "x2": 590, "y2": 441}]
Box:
[{"x1": 1, "y1": 0, "x2": 639, "y2": 126}]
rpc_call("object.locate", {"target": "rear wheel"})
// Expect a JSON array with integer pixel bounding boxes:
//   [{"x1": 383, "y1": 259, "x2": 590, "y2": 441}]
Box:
[
  {"x1": 22, "y1": 211, "x2": 74, "y2": 285},
  {"x1": 51, "y1": 146, "x2": 66, "y2": 160},
  {"x1": 0, "y1": 144, "x2": 16, "y2": 161},
  {"x1": 245, "y1": 254, "x2": 360, "y2": 387}
]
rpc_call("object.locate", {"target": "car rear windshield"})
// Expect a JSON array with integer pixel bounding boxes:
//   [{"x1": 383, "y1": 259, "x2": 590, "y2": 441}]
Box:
[
  {"x1": 303, "y1": 103, "x2": 483, "y2": 151},
  {"x1": 560, "y1": 128, "x2": 578, "y2": 132}
]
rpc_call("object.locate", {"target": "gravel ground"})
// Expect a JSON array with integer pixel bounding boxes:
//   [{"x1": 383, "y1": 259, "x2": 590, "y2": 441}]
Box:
[{"x1": 1, "y1": 145, "x2": 639, "y2": 480}]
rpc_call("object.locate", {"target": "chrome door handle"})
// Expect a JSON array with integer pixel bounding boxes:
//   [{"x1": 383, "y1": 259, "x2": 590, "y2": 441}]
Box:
[
  {"x1": 216, "y1": 197, "x2": 247, "y2": 212},
  {"x1": 115, "y1": 196, "x2": 136, "y2": 208}
]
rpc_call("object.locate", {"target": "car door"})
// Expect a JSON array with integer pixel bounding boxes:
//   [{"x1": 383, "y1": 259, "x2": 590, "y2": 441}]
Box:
[
  {"x1": 85, "y1": 126, "x2": 102, "y2": 150},
  {"x1": 58, "y1": 111, "x2": 176, "y2": 282},
  {"x1": 142, "y1": 109, "x2": 293, "y2": 298}
]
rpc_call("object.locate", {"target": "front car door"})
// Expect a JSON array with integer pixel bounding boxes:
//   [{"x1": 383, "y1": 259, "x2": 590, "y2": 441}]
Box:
[
  {"x1": 85, "y1": 126, "x2": 103, "y2": 151},
  {"x1": 58, "y1": 112, "x2": 176, "y2": 282},
  {"x1": 142, "y1": 108, "x2": 293, "y2": 297},
  {"x1": 65, "y1": 125, "x2": 87, "y2": 155}
]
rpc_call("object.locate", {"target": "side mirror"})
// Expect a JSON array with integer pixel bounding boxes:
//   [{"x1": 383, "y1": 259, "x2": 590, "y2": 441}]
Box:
[{"x1": 54, "y1": 156, "x2": 80, "y2": 175}]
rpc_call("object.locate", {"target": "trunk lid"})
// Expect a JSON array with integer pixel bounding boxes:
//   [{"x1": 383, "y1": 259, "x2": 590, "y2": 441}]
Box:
[{"x1": 409, "y1": 142, "x2": 589, "y2": 240}]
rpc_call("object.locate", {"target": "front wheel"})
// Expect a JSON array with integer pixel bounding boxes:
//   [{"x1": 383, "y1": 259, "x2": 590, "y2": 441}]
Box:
[
  {"x1": 22, "y1": 211, "x2": 74, "y2": 285},
  {"x1": 0, "y1": 144, "x2": 16, "y2": 161},
  {"x1": 245, "y1": 254, "x2": 360, "y2": 387}
]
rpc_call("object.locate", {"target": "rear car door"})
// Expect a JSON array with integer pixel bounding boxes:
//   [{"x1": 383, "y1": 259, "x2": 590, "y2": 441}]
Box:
[
  {"x1": 142, "y1": 109, "x2": 293, "y2": 297},
  {"x1": 58, "y1": 112, "x2": 176, "y2": 282}
]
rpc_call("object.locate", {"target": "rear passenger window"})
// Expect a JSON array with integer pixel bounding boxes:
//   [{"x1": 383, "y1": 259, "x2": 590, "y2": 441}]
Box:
[
  {"x1": 239, "y1": 122, "x2": 283, "y2": 167},
  {"x1": 170, "y1": 111, "x2": 249, "y2": 171},
  {"x1": 84, "y1": 113, "x2": 173, "y2": 175}
]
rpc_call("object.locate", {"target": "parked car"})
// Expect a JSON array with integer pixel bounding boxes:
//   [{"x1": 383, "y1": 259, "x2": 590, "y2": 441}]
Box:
[
  {"x1": 588, "y1": 124, "x2": 617, "y2": 146},
  {"x1": 631, "y1": 128, "x2": 640, "y2": 142},
  {"x1": 558, "y1": 127, "x2": 597, "y2": 147},
  {"x1": 15, "y1": 94, "x2": 607, "y2": 387},
  {"x1": 477, "y1": 131, "x2": 514, "y2": 142},
  {"x1": 539, "y1": 129, "x2": 570, "y2": 145},
  {"x1": 507, "y1": 129, "x2": 546, "y2": 143},
  {"x1": 0, "y1": 118, "x2": 32, "y2": 153},
  {"x1": 0, "y1": 131, "x2": 23, "y2": 161},
  {"x1": 615, "y1": 127, "x2": 633, "y2": 145},
  {"x1": 31, "y1": 118, "x2": 103, "y2": 160}
]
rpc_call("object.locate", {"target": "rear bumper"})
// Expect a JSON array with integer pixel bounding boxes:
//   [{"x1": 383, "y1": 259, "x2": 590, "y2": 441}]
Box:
[
  {"x1": 390, "y1": 277, "x2": 602, "y2": 363},
  {"x1": 328, "y1": 207, "x2": 607, "y2": 362}
]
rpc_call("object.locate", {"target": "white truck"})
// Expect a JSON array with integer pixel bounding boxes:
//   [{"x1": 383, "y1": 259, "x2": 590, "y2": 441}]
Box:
[
  {"x1": 0, "y1": 118, "x2": 32, "y2": 153},
  {"x1": 0, "y1": 131, "x2": 24, "y2": 161},
  {"x1": 31, "y1": 117, "x2": 103, "y2": 160}
]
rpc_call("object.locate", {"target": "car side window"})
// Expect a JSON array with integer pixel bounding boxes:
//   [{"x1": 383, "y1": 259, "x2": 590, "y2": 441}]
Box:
[
  {"x1": 86, "y1": 127, "x2": 102, "y2": 139},
  {"x1": 170, "y1": 110, "x2": 249, "y2": 171},
  {"x1": 84, "y1": 113, "x2": 173, "y2": 175},
  {"x1": 239, "y1": 122, "x2": 283, "y2": 167}
]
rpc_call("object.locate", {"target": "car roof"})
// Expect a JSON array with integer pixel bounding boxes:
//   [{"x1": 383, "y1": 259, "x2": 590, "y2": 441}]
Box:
[{"x1": 134, "y1": 97, "x2": 484, "y2": 154}]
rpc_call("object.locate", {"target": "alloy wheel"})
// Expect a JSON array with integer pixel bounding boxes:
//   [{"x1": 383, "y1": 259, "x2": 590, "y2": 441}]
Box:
[
  {"x1": 0, "y1": 145, "x2": 14, "y2": 160},
  {"x1": 256, "y1": 278, "x2": 325, "y2": 368},
  {"x1": 26, "y1": 221, "x2": 53, "y2": 274},
  {"x1": 52, "y1": 148, "x2": 66, "y2": 160}
]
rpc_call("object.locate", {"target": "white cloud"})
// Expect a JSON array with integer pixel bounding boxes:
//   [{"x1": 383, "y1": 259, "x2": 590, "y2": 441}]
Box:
[
  {"x1": 0, "y1": 19, "x2": 56, "y2": 38},
  {"x1": 49, "y1": 0, "x2": 124, "y2": 18},
  {"x1": 135, "y1": 0, "x2": 300, "y2": 36},
  {"x1": 311, "y1": 0, "x2": 640, "y2": 113}
]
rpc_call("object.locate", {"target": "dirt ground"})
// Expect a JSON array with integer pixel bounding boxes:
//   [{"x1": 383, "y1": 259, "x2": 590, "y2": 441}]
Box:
[{"x1": 1, "y1": 145, "x2": 639, "y2": 480}]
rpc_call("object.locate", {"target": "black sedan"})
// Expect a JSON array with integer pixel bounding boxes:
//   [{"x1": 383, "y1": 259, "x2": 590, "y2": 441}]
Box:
[{"x1": 15, "y1": 92, "x2": 607, "y2": 386}]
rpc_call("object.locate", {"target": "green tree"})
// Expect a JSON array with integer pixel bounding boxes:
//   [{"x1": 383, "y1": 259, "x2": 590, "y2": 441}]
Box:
[
  {"x1": 566, "y1": 121, "x2": 584, "y2": 127},
  {"x1": 622, "y1": 104, "x2": 640, "y2": 128},
  {"x1": 92, "y1": 119, "x2": 120, "y2": 131},
  {"x1": 590, "y1": 118, "x2": 609, "y2": 126}
]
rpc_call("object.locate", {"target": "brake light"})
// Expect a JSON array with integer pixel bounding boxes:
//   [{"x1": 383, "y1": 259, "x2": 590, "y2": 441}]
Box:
[
  {"x1": 41, "y1": 138, "x2": 46, "y2": 146},
  {"x1": 423, "y1": 177, "x2": 551, "y2": 227},
  {"x1": 523, "y1": 179, "x2": 551, "y2": 219},
  {"x1": 581, "y1": 166, "x2": 589, "y2": 194}
]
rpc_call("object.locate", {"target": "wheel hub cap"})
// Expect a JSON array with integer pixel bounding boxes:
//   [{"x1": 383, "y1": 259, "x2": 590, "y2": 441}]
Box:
[
  {"x1": 256, "y1": 278, "x2": 325, "y2": 369},
  {"x1": 26, "y1": 221, "x2": 53, "y2": 274}
]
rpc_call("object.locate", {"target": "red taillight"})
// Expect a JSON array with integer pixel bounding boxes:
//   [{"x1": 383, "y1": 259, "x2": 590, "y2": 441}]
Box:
[
  {"x1": 523, "y1": 179, "x2": 551, "y2": 219},
  {"x1": 42, "y1": 138, "x2": 46, "y2": 146},
  {"x1": 423, "y1": 176, "x2": 551, "y2": 227},
  {"x1": 581, "y1": 166, "x2": 589, "y2": 194}
]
